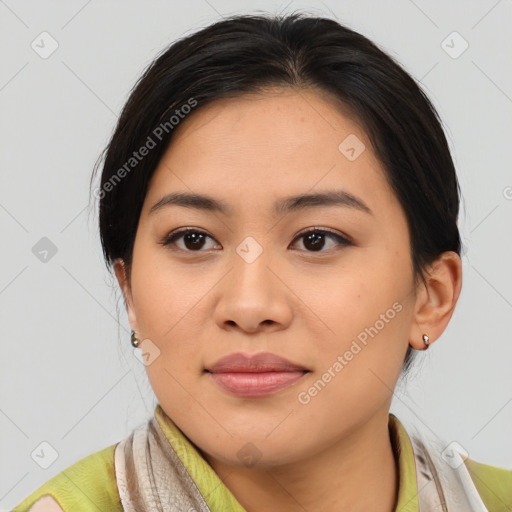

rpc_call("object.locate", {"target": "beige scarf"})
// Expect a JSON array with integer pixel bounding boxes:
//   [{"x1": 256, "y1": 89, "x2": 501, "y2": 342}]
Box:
[{"x1": 114, "y1": 415, "x2": 489, "y2": 511}]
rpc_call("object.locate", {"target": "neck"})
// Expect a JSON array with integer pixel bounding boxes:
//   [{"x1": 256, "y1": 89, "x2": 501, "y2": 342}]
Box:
[{"x1": 204, "y1": 410, "x2": 399, "y2": 512}]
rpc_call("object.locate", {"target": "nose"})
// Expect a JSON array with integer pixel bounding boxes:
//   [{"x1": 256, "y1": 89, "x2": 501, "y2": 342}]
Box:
[{"x1": 212, "y1": 243, "x2": 293, "y2": 335}]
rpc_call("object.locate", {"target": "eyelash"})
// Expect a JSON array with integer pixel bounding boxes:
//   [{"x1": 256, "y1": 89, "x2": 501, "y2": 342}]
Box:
[{"x1": 160, "y1": 227, "x2": 353, "y2": 253}]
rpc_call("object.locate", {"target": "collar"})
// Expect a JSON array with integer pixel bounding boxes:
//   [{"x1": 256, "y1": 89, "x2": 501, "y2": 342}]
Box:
[
  {"x1": 155, "y1": 405, "x2": 420, "y2": 512},
  {"x1": 389, "y1": 412, "x2": 420, "y2": 511}
]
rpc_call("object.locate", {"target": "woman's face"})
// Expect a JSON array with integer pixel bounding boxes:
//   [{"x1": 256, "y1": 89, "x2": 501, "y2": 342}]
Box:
[{"x1": 116, "y1": 87, "x2": 422, "y2": 467}]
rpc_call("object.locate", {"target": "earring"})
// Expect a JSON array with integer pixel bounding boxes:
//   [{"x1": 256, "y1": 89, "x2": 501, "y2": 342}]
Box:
[
  {"x1": 422, "y1": 334, "x2": 430, "y2": 350},
  {"x1": 131, "y1": 330, "x2": 140, "y2": 348}
]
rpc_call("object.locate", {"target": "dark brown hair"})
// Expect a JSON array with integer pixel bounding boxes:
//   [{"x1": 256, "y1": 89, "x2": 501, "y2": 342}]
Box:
[{"x1": 90, "y1": 12, "x2": 463, "y2": 378}]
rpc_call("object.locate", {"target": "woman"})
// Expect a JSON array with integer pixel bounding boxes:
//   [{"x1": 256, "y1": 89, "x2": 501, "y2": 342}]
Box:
[{"x1": 14, "y1": 11, "x2": 511, "y2": 512}]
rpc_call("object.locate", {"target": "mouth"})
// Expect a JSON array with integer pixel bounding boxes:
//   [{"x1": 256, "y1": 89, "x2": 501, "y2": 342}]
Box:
[{"x1": 204, "y1": 352, "x2": 310, "y2": 398}]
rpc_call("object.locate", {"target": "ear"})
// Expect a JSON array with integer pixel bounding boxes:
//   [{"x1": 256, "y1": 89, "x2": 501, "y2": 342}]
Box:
[
  {"x1": 409, "y1": 251, "x2": 463, "y2": 349},
  {"x1": 113, "y1": 258, "x2": 139, "y2": 333}
]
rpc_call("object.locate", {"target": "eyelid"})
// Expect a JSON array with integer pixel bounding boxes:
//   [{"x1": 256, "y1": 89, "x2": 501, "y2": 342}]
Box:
[
  {"x1": 292, "y1": 226, "x2": 352, "y2": 244},
  {"x1": 161, "y1": 227, "x2": 217, "y2": 248}
]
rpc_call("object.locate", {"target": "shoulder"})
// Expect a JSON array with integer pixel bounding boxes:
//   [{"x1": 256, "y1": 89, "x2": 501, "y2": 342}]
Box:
[
  {"x1": 12, "y1": 443, "x2": 123, "y2": 512},
  {"x1": 464, "y1": 456, "x2": 512, "y2": 512}
]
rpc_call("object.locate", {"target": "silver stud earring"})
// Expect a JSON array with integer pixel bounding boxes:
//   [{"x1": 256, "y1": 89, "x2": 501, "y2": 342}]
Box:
[
  {"x1": 422, "y1": 334, "x2": 430, "y2": 349},
  {"x1": 131, "y1": 330, "x2": 140, "y2": 348}
]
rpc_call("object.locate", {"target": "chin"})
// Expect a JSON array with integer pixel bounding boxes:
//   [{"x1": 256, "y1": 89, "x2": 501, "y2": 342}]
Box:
[{"x1": 196, "y1": 433, "x2": 308, "y2": 469}]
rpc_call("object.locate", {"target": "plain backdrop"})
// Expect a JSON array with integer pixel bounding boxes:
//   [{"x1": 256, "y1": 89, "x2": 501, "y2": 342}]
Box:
[{"x1": 1, "y1": 0, "x2": 511, "y2": 509}]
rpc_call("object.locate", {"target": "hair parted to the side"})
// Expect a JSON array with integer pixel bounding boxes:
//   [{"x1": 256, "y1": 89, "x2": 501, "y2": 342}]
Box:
[{"x1": 89, "y1": 11, "x2": 463, "y2": 380}]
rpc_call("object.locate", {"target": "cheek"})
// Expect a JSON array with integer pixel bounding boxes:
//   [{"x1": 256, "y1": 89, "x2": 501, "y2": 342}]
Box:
[
  {"x1": 304, "y1": 250, "x2": 413, "y2": 385},
  {"x1": 130, "y1": 237, "x2": 200, "y2": 332},
  {"x1": 314, "y1": 253, "x2": 408, "y2": 333},
  {"x1": 129, "y1": 252, "x2": 217, "y2": 385},
  {"x1": 296, "y1": 287, "x2": 411, "y2": 421}
]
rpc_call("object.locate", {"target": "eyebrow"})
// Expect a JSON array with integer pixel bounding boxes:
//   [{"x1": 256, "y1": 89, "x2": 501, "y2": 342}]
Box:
[{"x1": 149, "y1": 189, "x2": 373, "y2": 217}]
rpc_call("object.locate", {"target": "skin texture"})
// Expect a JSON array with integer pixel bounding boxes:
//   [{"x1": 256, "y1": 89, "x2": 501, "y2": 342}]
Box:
[{"x1": 114, "y1": 87, "x2": 462, "y2": 512}]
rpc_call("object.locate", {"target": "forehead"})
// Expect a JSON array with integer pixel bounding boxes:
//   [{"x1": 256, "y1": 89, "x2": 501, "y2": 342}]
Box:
[
  {"x1": 168, "y1": 86, "x2": 365, "y2": 152},
  {"x1": 142, "y1": 88, "x2": 396, "y2": 218}
]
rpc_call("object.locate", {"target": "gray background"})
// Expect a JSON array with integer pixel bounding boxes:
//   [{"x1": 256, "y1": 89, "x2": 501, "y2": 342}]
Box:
[{"x1": 1, "y1": 0, "x2": 511, "y2": 509}]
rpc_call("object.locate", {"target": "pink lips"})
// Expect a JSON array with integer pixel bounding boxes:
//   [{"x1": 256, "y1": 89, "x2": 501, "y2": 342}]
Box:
[{"x1": 205, "y1": 352, "x2": 309, "y2": 398}]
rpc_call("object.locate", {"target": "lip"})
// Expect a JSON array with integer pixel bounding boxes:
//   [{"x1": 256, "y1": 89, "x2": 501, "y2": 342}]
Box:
[
  {"x1": 205, "y1": 352, "x2": 309, "y2": 398},
  {"x1": 206, "y1": 352, "x2": 308, "y2": 373}
]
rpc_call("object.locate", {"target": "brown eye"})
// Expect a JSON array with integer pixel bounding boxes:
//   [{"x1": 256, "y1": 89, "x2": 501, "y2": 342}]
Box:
[
  {"x1": 291, "y1": 229, "x2": 352, "y2": 252},
  {"x1": 162, "y1": 229, "x2": 218, "y2": 251}
]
